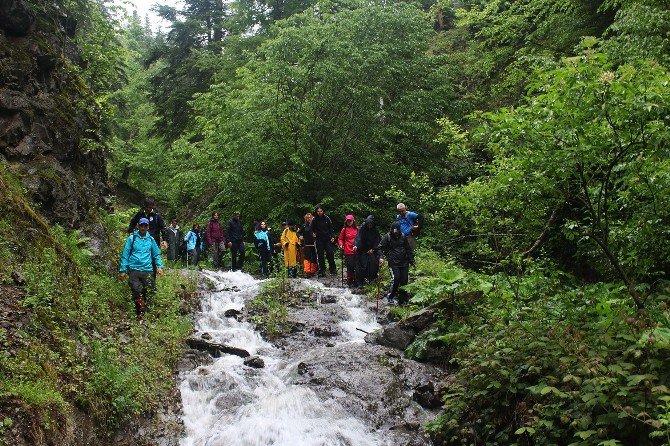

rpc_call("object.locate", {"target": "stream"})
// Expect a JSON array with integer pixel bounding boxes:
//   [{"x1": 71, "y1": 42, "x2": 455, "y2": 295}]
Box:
[{"x1": 178, "y1": 270, "x2": 439, "y2": 446}]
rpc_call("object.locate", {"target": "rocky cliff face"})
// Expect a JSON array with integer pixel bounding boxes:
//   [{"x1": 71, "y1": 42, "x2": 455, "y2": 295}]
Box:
[{"x1": 0, "y1": 0, "x2": 109, "y2": 228}]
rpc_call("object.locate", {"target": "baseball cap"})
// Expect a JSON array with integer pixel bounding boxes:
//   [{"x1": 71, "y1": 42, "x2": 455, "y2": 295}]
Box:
[
  {"x1": 345, "y1": 214, "x2": 354, "y2": 221},
  {"x1": 139, "y1": 218, "x2": 150, "y2": 225}
]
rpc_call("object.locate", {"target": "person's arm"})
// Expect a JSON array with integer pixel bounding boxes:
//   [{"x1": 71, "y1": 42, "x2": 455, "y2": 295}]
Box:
[
  {"x1": 416, "y1": 212, "x2": 424, "y2": 227},
  {"x1": 119, "y1": 235, "x2": 132, "y2": 273},
  {"x1": 353, "y1": 224, "x2": 363, "y2": 251},
  {"x1": 327, "y1": 217, "x2": 334, "y2": 240},
  {"x1": 152, "y1": 238, "x2": 165, "y2": 272},
  {"x1": 281, "y1": 229, "x2": 289, "y2": 248},
  {"x1": 337, "y1": 228, "x2": 345, "y2": 248}
]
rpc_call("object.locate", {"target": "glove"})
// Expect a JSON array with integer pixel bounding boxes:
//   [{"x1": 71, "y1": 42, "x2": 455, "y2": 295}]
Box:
[{"x1": 284, "y1": 243, "x2": 289, "y2": 248}]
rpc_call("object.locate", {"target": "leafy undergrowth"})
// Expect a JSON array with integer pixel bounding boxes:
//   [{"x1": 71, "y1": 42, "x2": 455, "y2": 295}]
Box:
[
  {"x1": 398, "y1": 249, "x2": 670, "y2": 445},
  {"x1": 247, "y1": 273, "x2": 316, "y2": 339},
  {"x1": 0, "y1": 166, "x2": 193, "y2": 444}
]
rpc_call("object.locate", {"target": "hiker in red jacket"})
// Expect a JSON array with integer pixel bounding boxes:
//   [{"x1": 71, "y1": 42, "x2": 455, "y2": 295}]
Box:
[
  {"x1": 338, "y1": 214, "x2": 359, "y2": 287},
  {"x1": 206, "y1": 211, "x2": 226, "y2": 269}
]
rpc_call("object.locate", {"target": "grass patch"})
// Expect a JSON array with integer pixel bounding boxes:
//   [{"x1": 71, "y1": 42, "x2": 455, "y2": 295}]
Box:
[{"x1": 0, "y1": 165, "x2": 194, "y2": 440}]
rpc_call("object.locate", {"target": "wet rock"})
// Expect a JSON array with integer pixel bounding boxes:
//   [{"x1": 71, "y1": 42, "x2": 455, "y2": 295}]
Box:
[
  {"x1": 320, "y1": 294, "x2": 337, "y2": 304},
  {"x1": 176, "y1": 349, "x2": 213, "y2": 373},
  {"x1": 36, "y1": 54, "x2": 58, "y2": 73},
  {"x1": 11, "y1": 270, "x2": 25, "y2": 286},
  {"x1": 243, "y1": 355, "x2": 265, "y2": 369},
  {"x1": 400, "y1": 291, "x2": 482, "y2": 332},
  {"x1": 364, "y1": 323, "x2": 415, "y2": 350},
  {"x1": 289, "y1": 343, "x2": 443, "y2": 445},
  {"x1": 0, "y1": 90, "x2": 30, "y2": 111},
  {"x1": 0, "y1": 0, "x2": 35, "y2": 36},
  {"x1": 312, "y1": 325, "x2": 341, "y2": 337},
  {"x1": 186, "y1": 337, "x2": 250, "y2": 358},
  {"x1": 297, "y1": 362, "x2": 309, "y2": 375},
  {"x1": 224, "y1": 308, "x2": 241, "y2": 319},
  {"x1": 200, "y1": 332, "x2": 212, "y2": 340},
  {"x1": 412, "y1": 382, "x2": 442, "y2": 409}
]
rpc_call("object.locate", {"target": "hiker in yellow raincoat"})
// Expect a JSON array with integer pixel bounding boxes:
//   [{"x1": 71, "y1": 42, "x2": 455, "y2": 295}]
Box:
[{"x1": 281, "y1": 220, "x2": 300, "y2": 278}]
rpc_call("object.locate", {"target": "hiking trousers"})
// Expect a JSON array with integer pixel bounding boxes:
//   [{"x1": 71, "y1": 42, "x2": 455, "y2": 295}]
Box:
[
  {"x1": 387, "y1": 265, "x2": 409, "y2": 304},
  {"x1": 344, "y1": 254, "x2": 357, "y2": 285},
  {"x1": 356, "y1": 252, "x2": 379, "y2": 285},
  {"x1": 315, "y1": 239, "x2": 336, "y2": 274},
  {"x1": 231, "y1": 241, "x2": 245, "y2": 271},
  {"x1": 128, "y1": 269, "x2": 154, "y2": 316}
]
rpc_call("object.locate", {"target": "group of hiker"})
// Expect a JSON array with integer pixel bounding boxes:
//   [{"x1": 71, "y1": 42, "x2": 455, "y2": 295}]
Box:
[{"x1": 118, "y1": 199, "x2": 423, "y2": 320}]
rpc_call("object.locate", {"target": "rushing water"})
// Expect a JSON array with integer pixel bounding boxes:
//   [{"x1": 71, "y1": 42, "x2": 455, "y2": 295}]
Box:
[{"x1": 179, "y1": 270, "x2": 388, "y2": 446}]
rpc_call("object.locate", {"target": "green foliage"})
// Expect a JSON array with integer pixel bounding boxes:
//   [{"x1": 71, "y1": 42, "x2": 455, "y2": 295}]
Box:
[
  {"x1": 430, "y1": 52, "x2": 670, "y2": 308},
  {"x1": 600, "y1": 0, "x2": 670, "y2": 66},
  {"x1": 170, "y1": 0, "x2": 454, "y2": 222},
  {"x1": 0, "y1": 167, "x2": 193, "y2": 435},
  {"x1": 427, "y1": 271, "x2": 670, "y2": 445}
]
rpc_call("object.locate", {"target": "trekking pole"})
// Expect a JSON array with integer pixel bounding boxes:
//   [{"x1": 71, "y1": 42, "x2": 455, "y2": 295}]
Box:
[{"x1": 376, "y1": 276, "x2": 380, "y2": 316}]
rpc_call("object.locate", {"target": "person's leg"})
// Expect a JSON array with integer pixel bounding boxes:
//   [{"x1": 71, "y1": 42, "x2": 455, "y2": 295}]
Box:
[
  {"x1": 345, "y1": 255, "x2": 355, "y2": 286},
  {"x1": 397, "y1": 266, "x2": 410, "y2": 305},
  {"x1": 354, "y1": 254, "x2": 365, "y2": 286},
  {"x1": 238, "y1": 242, "x2": 245, "y2": 270},
  {"x1": 387, "y1": 266, "x2": 399, "y2": 304},
  {"x1": 315, "y1": 240, "x2": 326, "y2": 276},
  {"x1": 230, "y1": 245, "x2": 238, "y2": 271},
  {"x1": 370, "y1": 254, "x2": 380, "y2": 282},
  {"x1": 129, "y1": 270, "x2": 147, "y2": 319},
  {"x1": 325, "y1": 243, "x2": 336, "y2": 274},
  {"x1": 212, "y1": 241, "x2": 220, "y2": 268}
]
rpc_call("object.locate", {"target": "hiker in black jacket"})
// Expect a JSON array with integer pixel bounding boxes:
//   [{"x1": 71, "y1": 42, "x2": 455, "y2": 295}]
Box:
[
  {"x1": 312, "y1": 206, "x2": 337, "y2": 277},
  {"x1": 128, "y1": 198, "x2": 166, "y2": 245},
  {"x1": 353, "y1": 215, "x2": 381, "y2": 286},
  {"x1": 379, "y1": 221, "x2": 415, "y2": 306},
  {"x1": 227, "y1": 211, "x2": 246, "y2": 271}
]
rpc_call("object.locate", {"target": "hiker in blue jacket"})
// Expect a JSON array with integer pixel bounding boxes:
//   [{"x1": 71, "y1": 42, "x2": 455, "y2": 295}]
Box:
[
  {"x1": 396, "y1": 203, "x2": 423, "y2": 251},
  {"x1": 183, "y1": 223, "x2": 202, "y2": 267},
  {"x1": 119, "y1": 218, "x2": 164, "y2": 321}
]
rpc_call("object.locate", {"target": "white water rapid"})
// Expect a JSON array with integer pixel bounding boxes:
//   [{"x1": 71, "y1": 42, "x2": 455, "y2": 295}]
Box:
[{"x1": 179, "y1": 270, "x2": 388, "y2": 446}]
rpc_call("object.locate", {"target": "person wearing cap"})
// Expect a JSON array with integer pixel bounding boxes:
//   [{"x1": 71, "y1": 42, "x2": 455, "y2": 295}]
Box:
[
  {"x1": 281, "y1": 220, "x2": 301, "y2": 278},
  {"x1": 127, "y1": 198, "x2": 166, "y2": 288},
  {"x1": 379, "y1": 221, "x2": 415, "y2": 305},
  {"x1": 396, "y1": 203, "x2": 423, "y2": 251},
  {"x1": 312, "y1": 206, "x2": 337, "y2": 277},
  {"x1": 298, "y1": 213, "x2": 317, "y2": 277},
  {"x1": 337, "y1": 215, "x2": 358, "y2": 287},
  {"x1": 227, "y1": 211, "x2": 246, "y2": 271},
  {"x1": 119, "y1": 218, "x2": 164, "y2": 320},
  {"x1": 353, "y1": 215, "x2": 382, "y2": 287}
]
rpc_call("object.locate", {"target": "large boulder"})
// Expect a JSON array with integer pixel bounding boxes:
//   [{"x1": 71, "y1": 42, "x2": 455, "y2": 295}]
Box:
[{"x1": 364, "y1": 323, "x2": 416, "y2": 350}]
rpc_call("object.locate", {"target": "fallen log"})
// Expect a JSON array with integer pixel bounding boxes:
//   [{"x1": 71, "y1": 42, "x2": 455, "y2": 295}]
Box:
[{"x1": 186, "y1": 337, "x2": 250, "y2": 358}]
